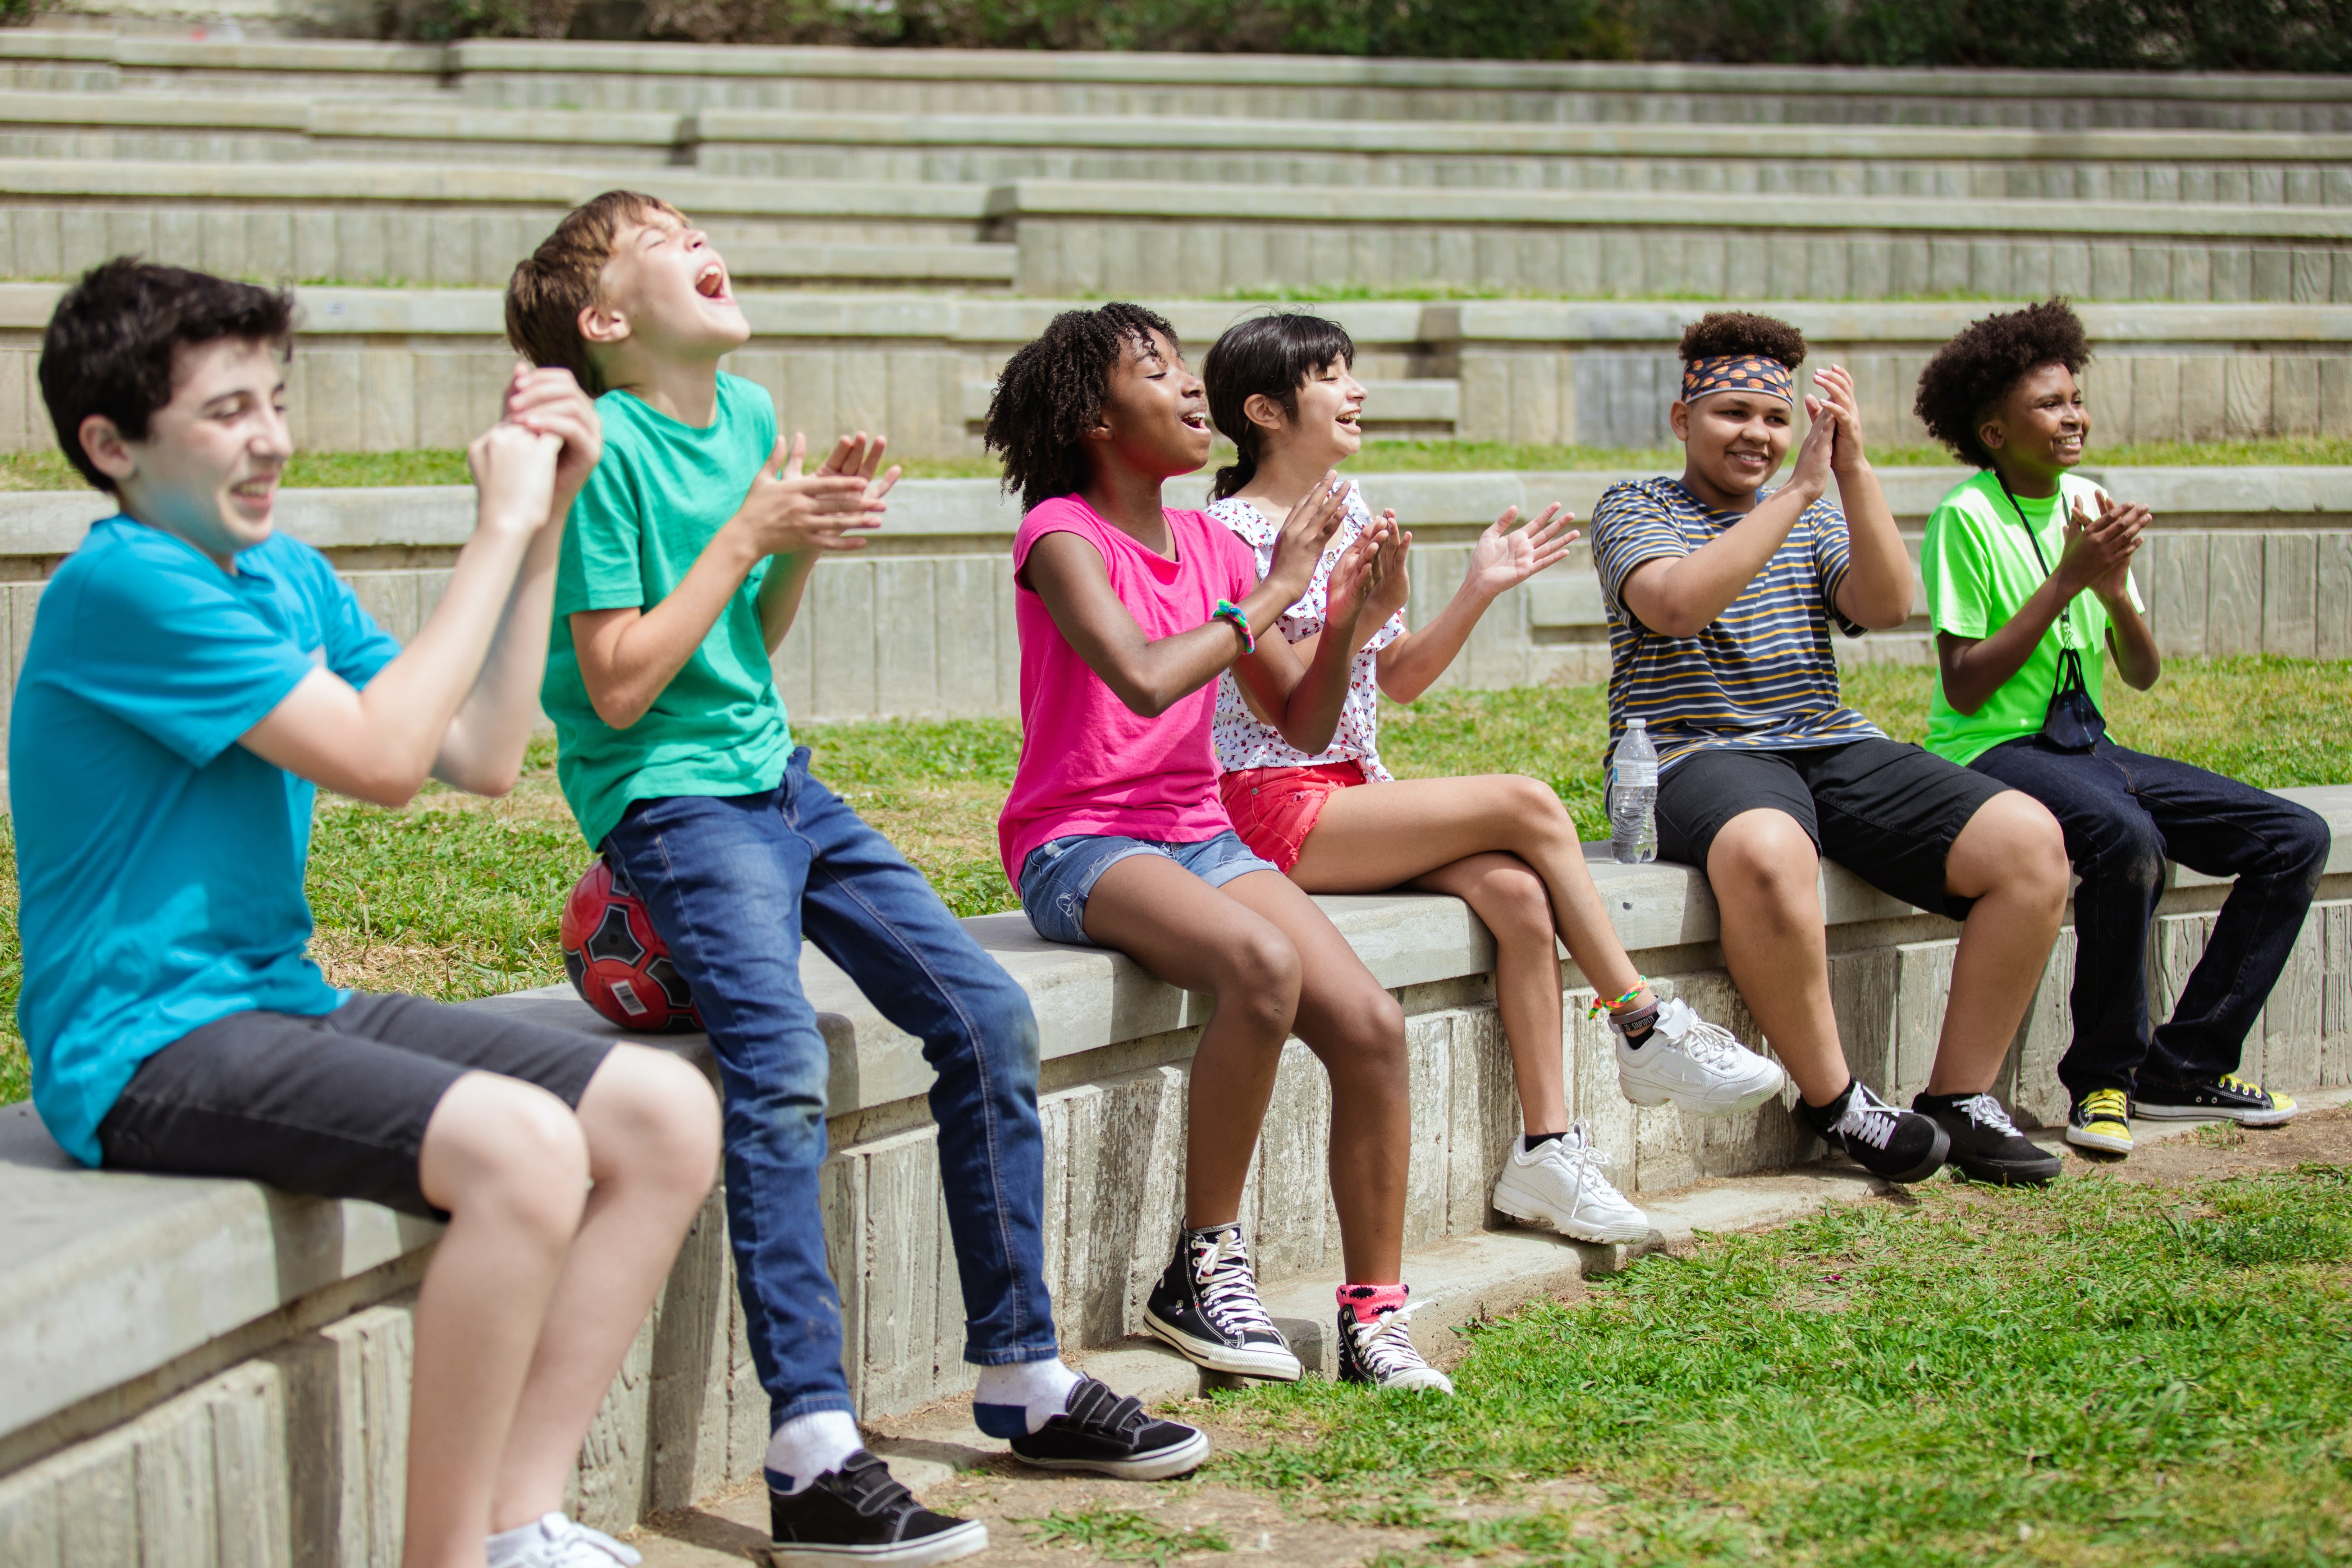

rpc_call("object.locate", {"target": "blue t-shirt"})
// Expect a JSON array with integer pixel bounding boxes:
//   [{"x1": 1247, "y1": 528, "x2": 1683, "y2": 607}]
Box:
[{"x1": 9, "y1": 518, "x2": 401, "y2": 1166}]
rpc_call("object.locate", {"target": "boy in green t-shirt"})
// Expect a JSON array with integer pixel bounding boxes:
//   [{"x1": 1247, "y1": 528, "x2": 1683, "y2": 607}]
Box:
[
  {"x1": 506, "y1": 192, "x2": 1205, "y2": 1567},
  {"x1": 1915, "y1": 299, "x2": 2324, "y2": 1159}
]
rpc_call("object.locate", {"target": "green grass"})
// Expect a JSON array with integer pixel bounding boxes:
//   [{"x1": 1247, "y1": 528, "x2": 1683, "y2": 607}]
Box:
[
  {"x1": 1, "y1": 656, "x2": 2346, "y2": 1106},
  {"x1": 1208, "y1": 1164, "x2": 2352, "y2": 1567},
  {"x1": 1019, "y1": 1507, "x2": 1232, "y2": 1563},
  {"x1": 7, "y1": 437, "x2": 2344, "y2": 496}
]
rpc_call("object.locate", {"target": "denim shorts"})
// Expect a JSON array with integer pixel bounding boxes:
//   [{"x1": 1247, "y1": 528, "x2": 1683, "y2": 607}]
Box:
[{"x1": 1018, "y1": 829, "x2": 1280, "y2": 946}]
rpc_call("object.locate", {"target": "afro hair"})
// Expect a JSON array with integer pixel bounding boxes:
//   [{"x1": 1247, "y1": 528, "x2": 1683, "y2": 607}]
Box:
[
  {"x1": 983, "y1": 302, "x2": 1180, "y2": 514},
  {"x1": 1678, "y1": 311, "x2": 1808, "y2": 372},
  {"x1": 1914, "y1": 298, "x2": 2091, "y2": 469}
]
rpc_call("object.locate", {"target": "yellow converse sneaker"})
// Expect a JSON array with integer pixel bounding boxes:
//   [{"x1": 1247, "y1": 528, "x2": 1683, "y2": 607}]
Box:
[{"x1": 2066, "y1": 1087, "x2": 2133, "y2": 1156}]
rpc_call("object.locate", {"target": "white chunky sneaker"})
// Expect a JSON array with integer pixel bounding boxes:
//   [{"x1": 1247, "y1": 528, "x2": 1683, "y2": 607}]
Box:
[
  {"x1": 1490, "y1": 1123, "x2": 1650, "y2": 1244},
  {"x1": 1335, "y1": 1296, "x2": 1454, "y2": 1394},
  {"x1": 1614, "y1": 996, "x2": 1787, "y2": 1115},
  {"x1": 494, "y1": 1513, "x2": 641, "y2": 1568}
]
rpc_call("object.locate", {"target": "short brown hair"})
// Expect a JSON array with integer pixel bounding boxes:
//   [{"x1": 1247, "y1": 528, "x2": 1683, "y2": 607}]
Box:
[
  {"x1": 505, "y1": 190, "x2": 683, "y2": 396},
  {"x1": 1678, "y1": 310, "x2": 1808, "y2": 372}
]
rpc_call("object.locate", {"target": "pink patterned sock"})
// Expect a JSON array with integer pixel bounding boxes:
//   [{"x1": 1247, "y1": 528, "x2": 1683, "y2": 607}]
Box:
[{"x1": 1337, "y1": 1281, "x2": 1409, "y2": 1325}]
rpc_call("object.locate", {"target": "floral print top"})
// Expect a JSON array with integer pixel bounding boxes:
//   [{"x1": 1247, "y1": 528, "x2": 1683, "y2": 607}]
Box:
[{"x1": 1207, "y1": 483, "x2": 1405, "y2": 783}]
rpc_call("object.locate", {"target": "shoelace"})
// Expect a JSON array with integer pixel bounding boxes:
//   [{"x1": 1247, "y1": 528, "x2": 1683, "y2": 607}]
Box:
[
  {"x1": 1544, "y1": 1124, "x2": 1624, "y2": 1200},
  {"x1": 2081, "y1": 1087, "x2": 2129, "y2": 1123},
  {"x1": 1833, "y1": 1086, "x2": 1902, "y2": 1151},
  {"x1": 1953, "y1": 1093, "x2": 2020, "y2": 1136},
  {"x1": 1350, "y1": 1299, "x2": 1439, "y2": 1380},
  {"x1": 535, "y1": 1517, "x2": 641, "y2": 1567},
  {"x1": 1192, "y1": 1229, "x2": 1280, "y2": 1339},
  {"x1": 2217, "y1": 1074, "x2": 2264, "y2": 1099}
]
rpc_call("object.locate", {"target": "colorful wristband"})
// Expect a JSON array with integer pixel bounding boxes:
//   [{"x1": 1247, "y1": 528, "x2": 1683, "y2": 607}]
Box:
[
  {"x1": 1211, "y1": 598, "x2": 1255, "y2": 655},
  {"x1": 1585, "y1": 979, "x2": 1649, "y2": 1020}
]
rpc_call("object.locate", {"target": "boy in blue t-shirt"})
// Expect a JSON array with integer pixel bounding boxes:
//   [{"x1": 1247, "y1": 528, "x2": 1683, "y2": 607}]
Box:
[
  {"x1": 13, "y1": 259, "x2": 720, "y2": 1568},
  {"x1": 505, "y1": 192, "x2": 1204, "y2": 1564},
  {"x1": 1914, "y1": 299, "x2": 2324, "y2": 1157}
]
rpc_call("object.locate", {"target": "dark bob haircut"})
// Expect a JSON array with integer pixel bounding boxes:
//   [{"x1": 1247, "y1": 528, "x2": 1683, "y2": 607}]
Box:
[
  {"x1": 1678, "y1": 310, "x2": 1808, "y2": 371},
  {"x1": 983, "y1": 302, "x2": 1179, "y2": 515},
  {"x1": 1200, "y1": 312, "x2": 1358, "y2": 502},
  {"x1": 1914, "y1": 298, "x2": 2092, "y2": 469},
  {"x1": 39, "y1": 257, "x2": 293, "y2": 494}
]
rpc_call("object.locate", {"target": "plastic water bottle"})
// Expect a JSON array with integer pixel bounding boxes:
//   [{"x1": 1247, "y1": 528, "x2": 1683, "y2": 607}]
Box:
[{"x1": 1609, "y1": 719, "x2": 1658, "y2": 865}]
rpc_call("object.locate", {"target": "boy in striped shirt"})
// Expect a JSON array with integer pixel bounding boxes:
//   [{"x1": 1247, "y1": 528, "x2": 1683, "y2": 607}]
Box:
[{"x1": 1589, "y1": 312, "x2": 2070, "y2": 1187}]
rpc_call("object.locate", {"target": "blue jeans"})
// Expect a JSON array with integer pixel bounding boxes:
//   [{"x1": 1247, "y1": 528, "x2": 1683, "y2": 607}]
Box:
[
  {"x1": 605, "y1": 748, "x2": 1056, "y2": 1426},
  {"x1": 1018, "y1": 829, "x2": 1278, "y2": 946},
  {"x1": 1971, "y1": 737, "x2": 2329, "y2": 1100}
]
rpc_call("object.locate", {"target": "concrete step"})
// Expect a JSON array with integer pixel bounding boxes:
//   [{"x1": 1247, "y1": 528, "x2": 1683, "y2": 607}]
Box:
[
  {"x1": 7, "y1": 31, "x2": 2350, "y2": 130},
  {"x1": 3, "y1": 92, "x2": 2347, "y2": 205}
]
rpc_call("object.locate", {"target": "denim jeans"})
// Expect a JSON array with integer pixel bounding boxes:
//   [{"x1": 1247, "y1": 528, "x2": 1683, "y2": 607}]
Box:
[
  {"x1": 605, "y1": 748, "x2": 1056, "y2": 1426},
  {"x1": 1970, "y1": 737, "x2": 2329, "y2": 1100}
]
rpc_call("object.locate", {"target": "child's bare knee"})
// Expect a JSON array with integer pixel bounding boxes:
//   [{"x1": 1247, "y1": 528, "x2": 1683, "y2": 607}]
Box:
[
  {"x1": 1221, "y1": 929, "x2": 1302, "y2": 1029},
  {"x1": 430, "y1": 1077, "x2": 590, "y2": 1240},
  {"x1": 590, "y1": 1047, "x2": 720, "y2": 1193}
]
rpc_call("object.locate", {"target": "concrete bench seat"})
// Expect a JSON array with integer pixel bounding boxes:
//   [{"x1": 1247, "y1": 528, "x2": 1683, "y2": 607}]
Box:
[{"x1": 2, "y1": 801, "x2": 2347, "y2": 1557}]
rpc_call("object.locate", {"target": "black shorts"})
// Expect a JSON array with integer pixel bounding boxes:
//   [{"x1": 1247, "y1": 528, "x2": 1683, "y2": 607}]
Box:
[
  {"x1": 1653, "y1": 737, "x2": 2012, "y2": 922},
  {"x1": 95, "y1": 992, "x2": 614, "y2": 1220}
]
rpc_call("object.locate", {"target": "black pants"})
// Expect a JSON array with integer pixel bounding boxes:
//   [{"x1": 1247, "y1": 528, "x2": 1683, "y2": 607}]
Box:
[{"x1": 1971, "y1": 737, "x2": 2328, "y2": 1100}]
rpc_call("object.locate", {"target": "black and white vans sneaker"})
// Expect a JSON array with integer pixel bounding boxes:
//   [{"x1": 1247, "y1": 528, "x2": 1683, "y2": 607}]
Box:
[
  {"x1": 1143, "y1": 1224, "x2": 1303, "y2": 1381},
  {"x1": 1008, "y1": 1376, "x2": 1210, "y2": 1480},
  {"x1": 768, "y1": 1449, "x2": 986, "y2": 1567},
  {"x1": 1913, "y1": 1091, "x2": 2060, "y2": 1186},
  {"x1": 2134, "y1": 1073, "x2": 2297, "y2": 1126},
  {"x1": 1804, "y1": 1078, "x2": 1950, "y2": 1183},
  {"x1": 1335, "y1": 1297, "x2": 1454, "y2": 1395}
]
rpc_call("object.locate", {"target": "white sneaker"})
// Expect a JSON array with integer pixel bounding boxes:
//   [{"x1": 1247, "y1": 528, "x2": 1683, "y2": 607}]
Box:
[
  {"x1": 1490, "y1": 1123, "x2": 1650, "y2": 1244},
  {"x1": 491, "y1": 1514, "x2": 641, "y2": 1568},
  {"x1": 1614, "y1": 996, "x2": 1787, "y2": 1115}
]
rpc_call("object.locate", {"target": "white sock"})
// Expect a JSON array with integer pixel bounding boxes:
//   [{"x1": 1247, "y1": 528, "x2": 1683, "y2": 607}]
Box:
[
  {"x1": 764, "y1": 1410, "x2": 863, "y2": 1495},
  {"x1": 485, "y1": 1516, "x2": 559, "y2": 1567},
  {"x1": 972, "y1": 1358, "x2": 1083, "y2": 1437}
]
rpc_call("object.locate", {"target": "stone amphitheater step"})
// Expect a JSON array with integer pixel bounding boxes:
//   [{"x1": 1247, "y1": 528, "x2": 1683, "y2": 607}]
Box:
[
  {"x1": 3, "y1": 160, "x2": 2348, "y2": 298},
  {"x1": 3, "y1": 92, "x2": 2346, "y2": 208},
  {"x1": 6, "y1": 31, "x2": 2349, "y2": 130},
  {"x1": 2, "y1": 284, "x2": 2340, "y2": 459}
]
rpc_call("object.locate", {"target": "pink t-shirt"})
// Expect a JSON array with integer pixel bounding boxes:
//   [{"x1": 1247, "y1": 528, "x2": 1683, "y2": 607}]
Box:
[{"x1": 998, "y1": 495, "x2": 1259, "y2": 889}]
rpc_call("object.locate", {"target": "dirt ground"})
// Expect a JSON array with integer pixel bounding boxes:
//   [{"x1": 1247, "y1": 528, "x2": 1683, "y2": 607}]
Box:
[{"x1": 629, "y1": 1102, "x2": 2352, "y2": 1568}]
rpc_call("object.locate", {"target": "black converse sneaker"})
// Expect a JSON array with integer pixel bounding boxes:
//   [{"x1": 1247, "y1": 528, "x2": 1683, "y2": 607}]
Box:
[
  {"x1": 1335, "y1": 1295, "x2": 1454, "y2": 1394},
  {"x1": 768, "y1": 1449, "x2": 986, "y2": 1567},
  {"x1": 1804, "y1": 1078, "x2": 1950, "y2": 1183},
  {"x1": 1008, "y1": 1375, "x2": 1211, "y2": 1480},
  {"x1": 1913, "y1": 1091, "x2": 2060, "y2": 1186},
  {"x1": 1144, "y1": 1224, "x2": 1302, "y2": 1381},
  {"x1": 2133, "y1": 1073, "x2": 2298, "y2": 1125}
]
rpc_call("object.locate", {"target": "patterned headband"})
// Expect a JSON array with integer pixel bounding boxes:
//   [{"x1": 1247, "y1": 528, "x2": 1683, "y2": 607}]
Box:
[{"x1": 1682, "y1": 353, "x2": 1794, "y2": 405}]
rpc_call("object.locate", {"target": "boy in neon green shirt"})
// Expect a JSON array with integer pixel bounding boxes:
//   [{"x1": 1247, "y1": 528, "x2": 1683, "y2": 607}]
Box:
[{"x1": 1916, "y1": 299, "x2": 2322, "y2": 1157}]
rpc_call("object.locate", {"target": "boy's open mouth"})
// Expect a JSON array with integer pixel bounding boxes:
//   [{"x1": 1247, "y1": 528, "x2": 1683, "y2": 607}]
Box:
[
  {"x1": 2054, "y1": 433, "x2": 2083, "y2": 457},
  {"x1": 1337, "y1": 407, "x2": 1362, "y2": 430},
  {"x1": 694, "y1": 260, "x2": 730, "y2": 301},
  {"x1": 229, "y1": 474, "x2": 279, "y2": 506},
  {"x1": 1180, "y1": 410, "x2": 1209, "y2": 432}
]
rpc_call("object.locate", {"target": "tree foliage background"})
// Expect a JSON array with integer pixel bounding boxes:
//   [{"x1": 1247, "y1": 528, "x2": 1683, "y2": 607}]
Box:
[{"x1": 385, "y1": 0, "x2": 2352, "y2": 72}]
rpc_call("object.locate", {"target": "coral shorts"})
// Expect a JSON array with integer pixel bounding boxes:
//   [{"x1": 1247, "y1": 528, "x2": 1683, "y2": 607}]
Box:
[{"x1": 1218, "y1": 761, "x2": 1369, "y2": 873}]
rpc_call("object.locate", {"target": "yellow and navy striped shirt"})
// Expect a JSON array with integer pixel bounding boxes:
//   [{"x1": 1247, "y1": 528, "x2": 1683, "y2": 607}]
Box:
[{"x1": 1591, "y1": 476, "x2": 1880, "y2": 773}]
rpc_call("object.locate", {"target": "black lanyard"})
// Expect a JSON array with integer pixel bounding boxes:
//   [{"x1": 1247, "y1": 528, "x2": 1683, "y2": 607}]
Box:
[{"x1": 1993, "y1": 475, "x2": 2081, "y2": 651}]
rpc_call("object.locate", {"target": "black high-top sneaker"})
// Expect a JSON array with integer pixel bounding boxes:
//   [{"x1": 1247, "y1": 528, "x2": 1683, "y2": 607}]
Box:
[
  {"x1": 2134, "y1": 1073, "x2": 2297, "y2": 1125},
  {"x1": 1912, "y1": 1091, "x2": 2060, "y2": 1185},
  {"x1": 1143, "y1": 1224, "x2": 1302, "y2": 1381},
  {"x1": 1008, "y1": 1375, "x2": 1211, "y2": 1479},
  {"x1": 1803, "y1": 1078, "x2": 1949, "y2": 1183},
  {"x1": 768, "y1": 1449, "x2": 986, "y2": 1567},
  {"x1": 1335, "y1": 1293, "x2": 1454, "y2": 1394}
]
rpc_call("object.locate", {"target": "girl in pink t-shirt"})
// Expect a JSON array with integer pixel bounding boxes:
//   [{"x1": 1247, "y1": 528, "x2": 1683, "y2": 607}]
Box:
[{"x1": 986, "y1": 303, "x2": 1451, "y2": 1395}]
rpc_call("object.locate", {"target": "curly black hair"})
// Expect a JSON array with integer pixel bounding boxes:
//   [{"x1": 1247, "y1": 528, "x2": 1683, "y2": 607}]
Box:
[
  {"x1": 984, "y1": 302, "x2": 1180, "y2": 514},
  {"x1": 1678, "y1": 311, "x2": 1808, "y2": 371},
  {"x1": 1914, "y1": 298, "x2": 2091, "y2": 469},
  {"x1": 1202, "y1": 311, "x2": 1356, "y2": 502}
]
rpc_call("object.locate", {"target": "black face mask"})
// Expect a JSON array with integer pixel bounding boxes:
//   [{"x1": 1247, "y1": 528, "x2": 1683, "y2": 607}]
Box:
[{"x1": 1997, "y1": 475, "x2": 2106, "y2": 753}]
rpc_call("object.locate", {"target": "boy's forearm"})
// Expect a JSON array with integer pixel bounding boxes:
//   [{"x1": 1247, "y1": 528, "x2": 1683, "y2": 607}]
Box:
[
  {"x1": 580, "y1": 522, "x2": 765, "y2": 728},
  {"x1": 756, "y1": 550, "x2": 819, "y2": 654},
  {"x1": 1936, "y1": 579, "x2": 2070, "y2": 715},
  {"x1": 1833, "y1": 464, "x2": 1915, "y2": 629},
  {"x1": 2105, "y1": 596, "x2": 2163, "y2": 689},
  {"x1": 434, "y1": 514, "x2": 564, "y2": 794}
]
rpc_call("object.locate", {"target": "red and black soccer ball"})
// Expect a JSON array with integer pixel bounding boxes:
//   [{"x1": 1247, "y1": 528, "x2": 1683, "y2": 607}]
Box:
[{"x1": 560, "y1": 858, "x2": 704, "y2": 1033}]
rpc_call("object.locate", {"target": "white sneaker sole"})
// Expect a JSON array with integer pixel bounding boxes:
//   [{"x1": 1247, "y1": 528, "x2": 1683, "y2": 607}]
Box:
[
  {"x1": 1012, "y1": 1427, "x2": 1211, "y2": 1481},
  {"x1": 2133, "y1": 1101, "x2": 2296, "y2": 1126},
  {"x1": 1617, "y1": 1062, "x2": 1789, "y2": 1116},
  {"x1": 1491, "y1": 1186, "x2": 1650, "y2": 1245},
  {"x1": 2064, "y1": 1124, "x2": 2132, "y2": 1155},
  {"x1": 768, "y1": 1519, "x2": 988, "y2": 1566},
  {"x1": 1143, "y1": 1310, "x2": 1303, "y2": 1381}
]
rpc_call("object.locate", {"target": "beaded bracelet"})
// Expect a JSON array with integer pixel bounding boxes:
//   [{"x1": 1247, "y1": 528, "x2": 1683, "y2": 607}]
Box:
[
  {"x1": 1211, "y1": 598, "x2": 1255, "y2": 655},
  {"x1": 1584, "y1": 978, "x2": 1649, "y2": 1019}
]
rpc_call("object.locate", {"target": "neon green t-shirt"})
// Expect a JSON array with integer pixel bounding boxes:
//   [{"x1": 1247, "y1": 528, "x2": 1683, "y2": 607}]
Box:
[
  {"x1": 1921, "y1": 468, "x2": 2144, "y2": 767},
  {"x1": 542, "y1": 374, "x2": 794, "y2": 849}
]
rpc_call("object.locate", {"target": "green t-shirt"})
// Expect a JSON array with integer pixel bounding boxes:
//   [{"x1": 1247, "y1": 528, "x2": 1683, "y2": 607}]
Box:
[
  {"x1": 543, "y1": 374, "x2": 794, "y2": 848},
  {"x1": 1921, "y1": 468, "x2": 2144, "y2": 767}
]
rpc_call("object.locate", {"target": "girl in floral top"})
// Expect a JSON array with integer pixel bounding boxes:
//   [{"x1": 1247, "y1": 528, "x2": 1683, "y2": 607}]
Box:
[{"x1": 1202, "y1": 313, "x2": 1787, "y2": 1245}]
